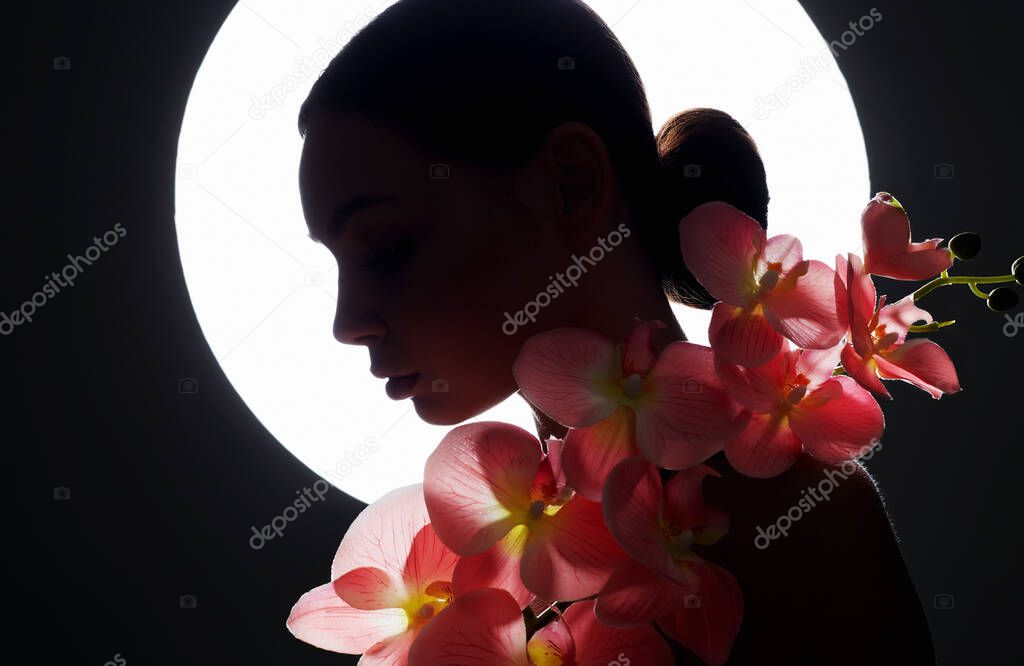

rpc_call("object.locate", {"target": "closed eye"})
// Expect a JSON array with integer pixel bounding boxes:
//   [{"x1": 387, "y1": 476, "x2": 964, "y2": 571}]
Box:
[{"x1": 364, "y1": 238, "x2": 414, "y2": 274}]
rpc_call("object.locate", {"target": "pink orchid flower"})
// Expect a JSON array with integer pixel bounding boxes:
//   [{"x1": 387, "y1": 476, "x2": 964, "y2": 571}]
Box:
[
  {"x1": 408, "y1": 588, "x2": 530, "y2": 666},
  {"x1": 513, "y1": 319, "x2": 741, "y2": 500},
  {"x1": 714, "y1": 342, "x2": 884, "y2": 478},
  {"x1": 287, "y1": 483, "x2": 480, "y2": 664},
  {"x1": 836, "y1": 252, "x2": 961, "y2": 399},
  {"x1": 424, "y1": 422, "x2": 629, "y2": 604},
  {"x1": 677, "y1": 201, "x2": 844, "y2": 367},
  {"x1": 861, "y1": 192, "x2": 953, "y2": 280},
  {"x1": 599, "y1": 458, "x2": 743, "y2": 666},
  {"x1": 527, "y1": 599, "x2": 673, "y2": 665}
]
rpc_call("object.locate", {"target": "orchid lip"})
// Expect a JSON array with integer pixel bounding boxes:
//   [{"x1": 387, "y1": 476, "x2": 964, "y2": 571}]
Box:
[{"x1": 621, "y1": 372, "x2": 645, "y2": 399}]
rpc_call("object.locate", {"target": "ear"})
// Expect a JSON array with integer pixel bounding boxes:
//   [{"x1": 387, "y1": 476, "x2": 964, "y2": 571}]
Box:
[
  {"x1": 545, "y1": 121, "x2": 617, "y2": 231},
  {"x1": 509, "y1": 121, "x2": 618, "y2": 246}
]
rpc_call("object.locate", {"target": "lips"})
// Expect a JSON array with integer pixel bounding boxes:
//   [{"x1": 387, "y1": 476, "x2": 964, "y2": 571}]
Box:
[{"x1": 384, "y1": 373, "x2": 420, "y2": 400}]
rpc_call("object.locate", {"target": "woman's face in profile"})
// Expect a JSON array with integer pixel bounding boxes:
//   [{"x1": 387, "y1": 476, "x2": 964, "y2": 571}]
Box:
[{"x1": 298, "y1": 108, "x2": 584, "y2": 425}]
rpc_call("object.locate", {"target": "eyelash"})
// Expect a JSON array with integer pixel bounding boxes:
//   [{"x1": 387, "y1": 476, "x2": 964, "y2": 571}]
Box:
[{"x1": 365, "y1": 239, "x2": 414, "y2": 273}]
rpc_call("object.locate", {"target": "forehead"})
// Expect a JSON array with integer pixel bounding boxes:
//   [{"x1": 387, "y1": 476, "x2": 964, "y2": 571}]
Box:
[{"x1": 298, "y1": 110, "x2": 434, "y2": 226}]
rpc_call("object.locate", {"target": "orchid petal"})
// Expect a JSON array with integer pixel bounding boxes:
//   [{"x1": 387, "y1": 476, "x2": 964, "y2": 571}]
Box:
[
  {"x1": 544, "y1": 438, "x2": 567, "y2": 490},
  {"x1": 635, "y1": 342, "x2": 740, "y2": 469},
  {"x1": 723, "y1": 410, "x2": 803, "y2": 478},
  {"x1": 563, "y1": 406, "x2": 638, "y2": 501},
  {"x1": 762, "y1": 233, "x2": 804, "y2": 273},
  {"x1": 360, "y1": 629, "x2": 419, "y2": 666},
  {"x1": 789, "y1": 376, "x2": 884, "y2": 462},
  {"x1": 678, "y1": 201, "x2": 765, "y2": 305},
  {"x1": 877, "y1": 296, "x2": 933, "y2": 344},
  {"x1": 663, "y1": 465, "x2": 726, "y2": 540},
  {"x1": 869, "y1": 243, "x2": 953, "y2": 281},
  {"x1": 834, "y1": 253, "x2": 876, "y2": 356},
  {"x1": 402, "y1": 524, "x2": 460, "y2": 600},
  {"x1": 286, "y1": 582, "x2": 407, "y2": 655},
  {"x1": 795, "y1": 343, "x2": 845, "y2": 388},
  {"x1": 709, "y1": 301, "x2": 783, "y2": 368},
  {"x1": 452, "y1": 525, "x2": 533, "y2": 610},
  {"x1": 761, "y1": 259, "x2": 844, "y2": 350},
  {"x1": 331, "y1": 484, "x2": 431, "y2": 582},
  {"x1": 334, "y1": 567, "x2": 407, "y2": 611},
  {"x1": 360, "y1": 629, "x2": 420, "y2": 666},
  {"x1": 596, "y1": 558, "x2": 694, "y2": 626},
  {"x1": 875, "y1": 338, "x2": 961, "y2": 399},
  {"x1": 561, "y1": 599, "x2": 675, "y2": 665},
  {"x1": 840, "y1": 344, "x2": 891, "y2": 399},
  {"x1": 861, "y1": 192, "x2": 952, "y2": 280},
  {"x1": 713, "y1": 347, "x2": 793, "y2": 413},
  {"x1": 407, "y1": 588, "x2": 529, "y2": 666},
  {"x1": 424, "y1": 422, "x2": 541, "y2": 556},
  {"x1": 657, "y1": 562, "x2": 744, "y2": 666},
  {"x1": 526, "y1": 608, "x2": 575, "y2": 666},
  {"x1": 521, "y1": 496, "x2": 628, "y2": 601},
  {"x1": 622, "y1": 318, "x2": 667, "y2": 375},
  {"x1": 602, "y1": 457, "x2": 695, "y2": 587},
  {"x1": 512, "y1": 328, "x2": 620, "y2": 427}
]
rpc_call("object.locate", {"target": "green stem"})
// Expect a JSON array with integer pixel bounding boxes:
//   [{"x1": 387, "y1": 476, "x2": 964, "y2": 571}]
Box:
[
  {"x1": 911, "y1": 274, "x2": 1016, "y2": 301},
  {"x1": 908, "y1": 319, "x2": 956, "y2": 333},
  {"x1": 967, "y1": 281, "x2": 990, "y2": 299}
]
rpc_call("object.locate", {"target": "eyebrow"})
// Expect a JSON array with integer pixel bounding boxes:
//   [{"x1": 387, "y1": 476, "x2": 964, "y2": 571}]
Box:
[{"x1": 309, "y1": 194, "x2": 399, "y2": 243}]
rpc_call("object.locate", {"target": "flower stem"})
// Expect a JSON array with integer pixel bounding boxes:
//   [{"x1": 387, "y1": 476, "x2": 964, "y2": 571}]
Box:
[
  {"x1": 967, "y1": 281, "x2": 990, "y2": 299},
  {"x1": 911, "y1": 274, "x2": 1016, "y2": 301},
  {"x1": 908, "y1": 320, "x2": 956, "y2": 333}
]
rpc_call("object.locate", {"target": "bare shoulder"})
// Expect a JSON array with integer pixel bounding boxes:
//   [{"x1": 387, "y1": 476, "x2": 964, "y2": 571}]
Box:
[{"x1": 699, "y1": 453, "x2": 936, "y2": 665}]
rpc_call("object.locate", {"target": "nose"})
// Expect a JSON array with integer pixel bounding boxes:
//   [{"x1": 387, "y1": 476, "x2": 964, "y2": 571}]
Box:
[{"x1": 332, "y1": 273, "x2": 387, "y2": 346}]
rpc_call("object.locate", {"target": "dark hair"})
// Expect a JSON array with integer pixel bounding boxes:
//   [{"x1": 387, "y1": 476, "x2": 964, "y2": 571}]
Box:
[{"x1": 298, "y1": 0, "x2": 769, "y2": 309}]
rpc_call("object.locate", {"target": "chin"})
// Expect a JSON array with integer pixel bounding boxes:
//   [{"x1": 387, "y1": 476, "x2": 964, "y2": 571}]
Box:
[
  {"x1": 410, "y1": 390, "x2": 508, "y2": 427},
  {"x1": 407, "y1": 393, "x2": 465, "y2": 426}
]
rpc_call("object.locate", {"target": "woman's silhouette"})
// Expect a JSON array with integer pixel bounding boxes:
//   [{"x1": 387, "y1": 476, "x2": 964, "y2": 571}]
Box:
[{"x1": 296, "y1": 1, "x2": 935, "y2": 662}]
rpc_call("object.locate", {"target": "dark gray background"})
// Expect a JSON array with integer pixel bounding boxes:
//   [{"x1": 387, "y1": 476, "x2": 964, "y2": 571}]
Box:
[{"x1": 10, "y1": 1, "x2": 1022, "y2": 663}]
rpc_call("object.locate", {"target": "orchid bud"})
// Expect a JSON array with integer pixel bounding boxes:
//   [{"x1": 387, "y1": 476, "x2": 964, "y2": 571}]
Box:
[
  {"x1": 948, "y1": 232, "x2": 981, "y2": 261},
  {"x1": 986, "y1": 287, "x2": 1019, "y2": 312},
  {"x1": 1013, "y1": 256, "x2": 1024, "y2": 286}
]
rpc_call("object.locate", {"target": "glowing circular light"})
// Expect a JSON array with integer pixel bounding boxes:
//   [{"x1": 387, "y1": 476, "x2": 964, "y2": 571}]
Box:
[{"x1": 175, "y1": 0, "x2": 871, "y2": 503}]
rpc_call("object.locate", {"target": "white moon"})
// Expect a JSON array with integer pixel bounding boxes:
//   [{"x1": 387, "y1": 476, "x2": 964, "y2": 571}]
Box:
[{"x1": 175, "y1": 0, "x2": 871, "y2": 503}]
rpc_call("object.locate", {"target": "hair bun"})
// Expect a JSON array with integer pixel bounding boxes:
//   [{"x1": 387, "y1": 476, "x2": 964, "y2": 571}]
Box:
[{"x1": 652, "y1": 108, "x2": 770, "y2": 309}]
